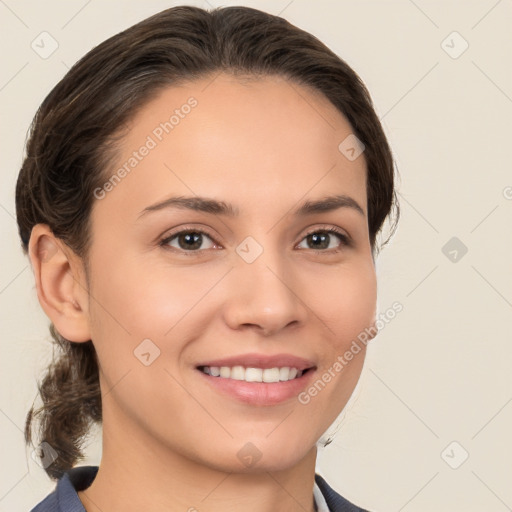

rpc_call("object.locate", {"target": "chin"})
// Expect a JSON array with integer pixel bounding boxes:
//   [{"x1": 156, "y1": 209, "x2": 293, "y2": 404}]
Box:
[{"x1": 196, "y1": 432, "x2": 317, "y2": 474}]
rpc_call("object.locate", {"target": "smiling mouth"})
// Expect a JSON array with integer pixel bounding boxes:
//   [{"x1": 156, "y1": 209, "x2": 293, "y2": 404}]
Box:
[{"x1": 196, "y1": 365, "x2": 314, "y2": 383}]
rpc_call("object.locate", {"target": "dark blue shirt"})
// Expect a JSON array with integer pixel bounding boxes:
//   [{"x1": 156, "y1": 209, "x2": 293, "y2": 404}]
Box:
[{"x1": 30, "y1": 466, "x2": 368, "y2": 512}]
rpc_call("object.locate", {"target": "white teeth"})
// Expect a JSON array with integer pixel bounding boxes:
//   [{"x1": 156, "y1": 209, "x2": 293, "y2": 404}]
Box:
[
  {"x1": 230, "y1": 365, "x2": 245, "y2": 380},
  {"x1": 262, "y1": 368, "x2": 280, "y2": 383},
  {"x1": 200, "y1": 365, "x2": 306, "y2": 382},
  {"x1": 279, "y1": 367, "x2": 290, "y2": 381},
  {"x1": 245, "y1": 368, "x2": 263, "y2": 382}
]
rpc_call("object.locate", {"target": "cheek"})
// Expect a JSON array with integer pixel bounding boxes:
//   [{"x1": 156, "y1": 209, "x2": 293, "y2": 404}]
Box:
[
  {"x1": 312, "y1": 260, "x2": 377, "y2": 345},
  {"x1": 297, "y1": 264, "x2": 376, "y2": 432},
  {"x1": 85, "y1": 251, "x2": 224, "y2": 378},
  {"x1": 88, "y1": 251, "x2": 202, "y2": 334}
]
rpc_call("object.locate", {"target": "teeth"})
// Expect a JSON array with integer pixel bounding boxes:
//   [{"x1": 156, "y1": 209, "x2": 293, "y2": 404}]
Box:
[
  {"x1": 245, "y1": 367, "x2": 263, "y2": 382},
  {"x1": 262, "y1": 368, "x2": 280, "y2": 383},
  {"x1": 200, "y1": 365, "x2": 306, "y2": 383},
  {"x1": 231, "y1": 365, "x2": 245, "y2": 380}
]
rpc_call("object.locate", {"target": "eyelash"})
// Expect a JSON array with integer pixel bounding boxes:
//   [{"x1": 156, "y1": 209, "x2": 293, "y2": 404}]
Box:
[{"x1": 159, "y1": 225, "x2": 351, "y2": 256}]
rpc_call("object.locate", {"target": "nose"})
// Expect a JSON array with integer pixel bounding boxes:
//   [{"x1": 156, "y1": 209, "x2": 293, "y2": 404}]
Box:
[{"x1": 222, "y1": 252, "x2": 308, "y2": 337}]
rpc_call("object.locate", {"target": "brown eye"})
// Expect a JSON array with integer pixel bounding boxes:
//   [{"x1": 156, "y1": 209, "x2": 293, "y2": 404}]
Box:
[
  {"x1": 297, "y1": 229, "x2": 350, "y2": 252},
  {"x1": 161, "y1": 230, "x2": 216, "y2": 252}
]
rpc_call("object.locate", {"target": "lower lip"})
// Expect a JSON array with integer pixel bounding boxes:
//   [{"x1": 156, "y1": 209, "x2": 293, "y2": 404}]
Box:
[{"x1": 196, "y1": 368, "x2": 316, "y2": 406}]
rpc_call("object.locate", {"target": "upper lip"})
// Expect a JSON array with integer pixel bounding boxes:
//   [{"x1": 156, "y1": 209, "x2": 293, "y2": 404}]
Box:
[{"x1": 196, "y1": 353, "x2": 316, "y2": 371}]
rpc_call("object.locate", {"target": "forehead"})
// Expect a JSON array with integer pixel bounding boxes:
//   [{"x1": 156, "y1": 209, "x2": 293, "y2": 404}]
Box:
[{"x1": 94, "y1": 73, "x2": 367, "y2": 221}]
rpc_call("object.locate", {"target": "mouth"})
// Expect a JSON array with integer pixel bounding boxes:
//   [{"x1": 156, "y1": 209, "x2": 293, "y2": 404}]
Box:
[
  {"x1": 195, "y1": 360, "x2": 317, "y2": 406},
  {"x1": 196, "y1": 365, "x2": 314, "y2": 383}
]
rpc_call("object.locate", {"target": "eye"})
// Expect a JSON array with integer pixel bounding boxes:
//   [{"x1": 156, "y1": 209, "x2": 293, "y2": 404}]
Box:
[
  {"x1": 159, "y1": 226, "x2": 351, "y2": 255},
  {"x1": 160, "y1": 229, "x2": 217, "y2": 253},
  {"x1": 296, "y1": 227, "x2": 350, "y2": 252}
]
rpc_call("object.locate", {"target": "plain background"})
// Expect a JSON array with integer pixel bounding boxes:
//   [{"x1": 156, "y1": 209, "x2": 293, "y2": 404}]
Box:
[{"x1": 1, "y1": 1, "x2": 511, "y2": 511}]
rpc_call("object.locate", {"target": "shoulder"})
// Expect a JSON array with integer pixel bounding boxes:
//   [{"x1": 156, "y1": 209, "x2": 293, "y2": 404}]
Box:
[
  {"x1": 315, "y1": 473, "x2": 371, "y2": 512},
  {"x1": 30, "y1": 466, "x2": 99, "y2": 512}
]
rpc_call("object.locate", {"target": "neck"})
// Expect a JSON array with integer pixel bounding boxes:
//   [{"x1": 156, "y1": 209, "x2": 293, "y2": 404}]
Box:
[{"x1": 78, "y1": 405, "x2": 319, "y2": 512}]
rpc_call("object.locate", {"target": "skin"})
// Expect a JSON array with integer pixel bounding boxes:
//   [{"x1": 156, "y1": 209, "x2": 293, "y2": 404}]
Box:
[{"x1": 29, "y1": 73, "x2": 377, "y2": 512}]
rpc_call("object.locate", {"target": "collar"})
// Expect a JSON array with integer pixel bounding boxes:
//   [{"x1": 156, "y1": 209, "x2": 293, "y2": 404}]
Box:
[{"x1": 313, "y1": 479, "x2": 331, "y2": 511}]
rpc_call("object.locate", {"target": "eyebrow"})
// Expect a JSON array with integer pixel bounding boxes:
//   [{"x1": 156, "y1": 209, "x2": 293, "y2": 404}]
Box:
[{"x1": 138, "y1": 194, "x2": 365, "y2": 219}]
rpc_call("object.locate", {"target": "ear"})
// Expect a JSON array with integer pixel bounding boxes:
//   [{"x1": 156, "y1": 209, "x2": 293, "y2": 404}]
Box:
[{"x1": 28, "y1": 224, "x2": 91, "y2": 342}]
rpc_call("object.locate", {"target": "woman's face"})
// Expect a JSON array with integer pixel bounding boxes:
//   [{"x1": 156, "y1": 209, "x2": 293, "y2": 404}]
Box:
[{"x1": 85, "y1": 73, "x2": 376, "y2": 472}]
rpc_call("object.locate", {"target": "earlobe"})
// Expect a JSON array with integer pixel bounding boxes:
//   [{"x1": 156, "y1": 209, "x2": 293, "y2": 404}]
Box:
[{"x1": 28, "y1": 224, "x2": 91, "y2": 343}]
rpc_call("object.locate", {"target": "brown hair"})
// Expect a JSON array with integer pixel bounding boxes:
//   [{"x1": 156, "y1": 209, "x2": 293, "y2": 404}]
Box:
[{"x1": 16, "y1": 5, "x2": 399, "y2": 480}]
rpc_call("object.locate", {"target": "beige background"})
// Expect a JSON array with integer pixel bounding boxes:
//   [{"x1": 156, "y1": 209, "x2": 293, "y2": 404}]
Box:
[{"x1": 1, "y1": 1, "x2": 511, "y2": 511}]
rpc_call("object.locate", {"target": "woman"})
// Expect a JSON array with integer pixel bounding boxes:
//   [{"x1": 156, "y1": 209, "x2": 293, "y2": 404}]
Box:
[{"x1": 17, "y1": 5, "x2": 398, "y2": 511}]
